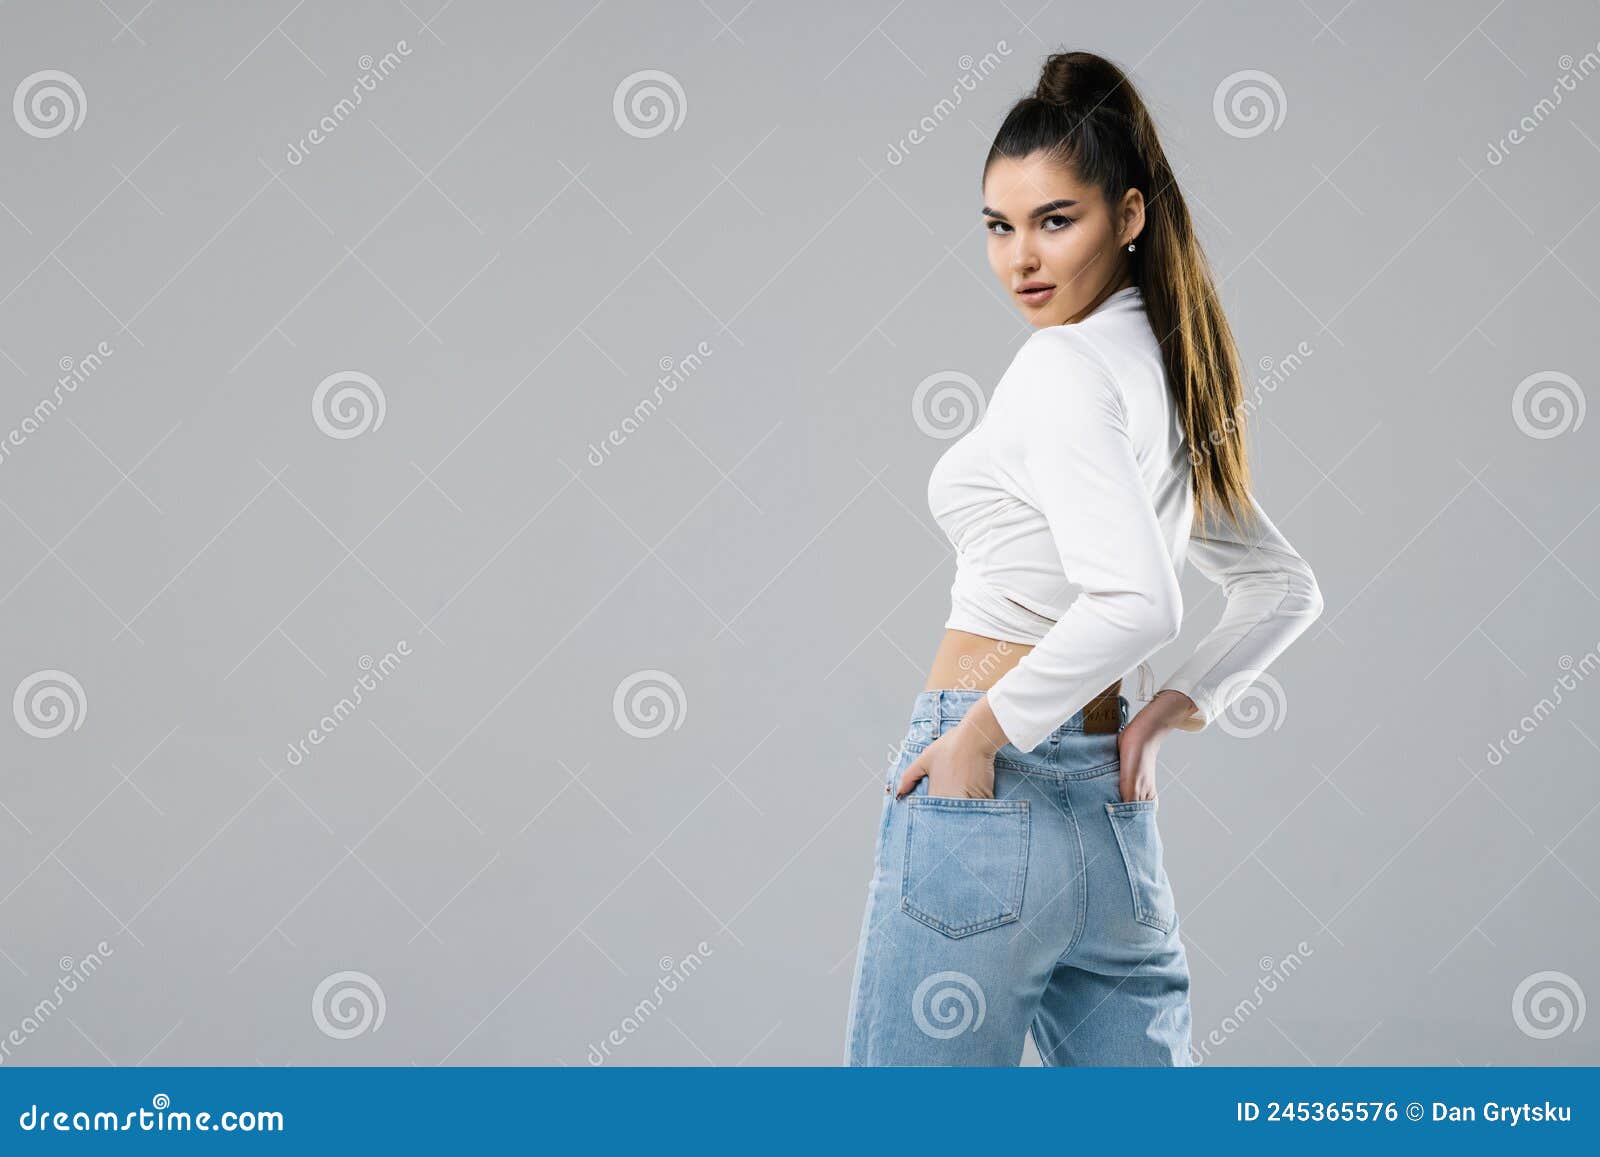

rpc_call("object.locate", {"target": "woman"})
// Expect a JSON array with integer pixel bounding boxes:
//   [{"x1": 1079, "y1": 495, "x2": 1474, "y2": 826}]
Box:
[{"x1": 842, "y1": 50, "x2": 1325, "y2": 1067}]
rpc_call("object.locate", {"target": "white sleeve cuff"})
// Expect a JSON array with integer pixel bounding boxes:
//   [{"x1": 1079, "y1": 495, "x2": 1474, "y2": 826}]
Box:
[{"x1": 1156, "y1": 676, "x2": 1213, "y2": 732}]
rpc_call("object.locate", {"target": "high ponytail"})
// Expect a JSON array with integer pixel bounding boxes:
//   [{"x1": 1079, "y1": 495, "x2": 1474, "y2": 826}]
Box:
[{"x1": 986, "y1": 50, "x2": 1252, "y2": 533}]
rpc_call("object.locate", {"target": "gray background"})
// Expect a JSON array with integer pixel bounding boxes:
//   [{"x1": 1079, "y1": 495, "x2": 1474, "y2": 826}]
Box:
[{"x1": 1, "y1": 0, "x2": 1596, "y2": 1067}]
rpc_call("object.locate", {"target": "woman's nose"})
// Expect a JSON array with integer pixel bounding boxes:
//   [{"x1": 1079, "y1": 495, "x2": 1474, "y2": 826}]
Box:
[{"x1": 1010, "y1": 238, "x2": 1038, "y2": 273}]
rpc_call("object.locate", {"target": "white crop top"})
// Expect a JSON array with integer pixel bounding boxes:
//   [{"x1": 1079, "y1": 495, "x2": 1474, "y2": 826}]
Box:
[{"x1": 928, "y1": 284, "x2": 1325, "y2": 752}]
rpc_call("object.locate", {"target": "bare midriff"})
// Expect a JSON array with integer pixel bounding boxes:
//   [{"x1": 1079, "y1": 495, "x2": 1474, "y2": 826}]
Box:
[
  {"x1": 923, "y1": 627, "x2": 1126, "y2": 737},
  {"x1": 922, "y1": 629, "x2": 1034, "y2": 693}
]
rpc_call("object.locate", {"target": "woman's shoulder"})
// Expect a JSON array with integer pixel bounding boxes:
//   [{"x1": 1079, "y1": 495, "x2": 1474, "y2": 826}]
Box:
[{"x1": 1001, "y1": 324, "x2": 1125, "y2": 414}]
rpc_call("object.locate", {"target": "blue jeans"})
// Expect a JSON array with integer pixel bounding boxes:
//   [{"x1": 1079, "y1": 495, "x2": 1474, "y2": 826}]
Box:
[{"x1": 843, "y1": 689, "x2": 1192, "y2": 1066}]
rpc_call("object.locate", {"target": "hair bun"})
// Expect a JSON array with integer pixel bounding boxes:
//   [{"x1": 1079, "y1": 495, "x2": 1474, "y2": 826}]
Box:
[{"x1": 1034, "y1": 51, "x2": 1124, "y2": 109}]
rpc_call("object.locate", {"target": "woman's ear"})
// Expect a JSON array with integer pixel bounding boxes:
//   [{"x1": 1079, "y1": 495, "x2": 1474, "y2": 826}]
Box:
[{"x1": 1118, "y1": 187, "x2": 1146, "y2": 248}]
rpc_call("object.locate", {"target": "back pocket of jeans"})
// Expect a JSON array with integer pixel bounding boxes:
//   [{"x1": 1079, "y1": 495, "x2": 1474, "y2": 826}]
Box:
[
  {"x1": 1105, "y1": 799, "x2": 1177, "y2": 935},
  {"x1": 901, "y1": 797, "x2": 1029, "y2": 938}
]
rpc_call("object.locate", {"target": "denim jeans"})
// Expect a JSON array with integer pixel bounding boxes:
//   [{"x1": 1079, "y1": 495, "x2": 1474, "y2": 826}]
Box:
[{"x1": 843, "y1": 689, "x2": 1192, "y2": 1065}]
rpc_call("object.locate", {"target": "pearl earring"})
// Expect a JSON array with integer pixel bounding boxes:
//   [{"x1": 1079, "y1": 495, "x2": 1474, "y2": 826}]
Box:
[{"x1": 1126, "y1": 242, "x2": 1136, "y2": 252}]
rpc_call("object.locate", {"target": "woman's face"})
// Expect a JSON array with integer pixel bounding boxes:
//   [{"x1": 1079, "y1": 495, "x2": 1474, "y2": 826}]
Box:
[{"x1": 982, "y1": 151, "x2": 1141, "y2": 327}]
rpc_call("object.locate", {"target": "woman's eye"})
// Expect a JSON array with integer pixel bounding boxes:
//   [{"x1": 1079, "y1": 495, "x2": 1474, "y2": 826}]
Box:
[
  {"x1": 1042, "y1": 214, "x2": 1071, "y2": 231},
  {"x1": 985, "y1": 220, "x2": 1011, "y2": 235}
]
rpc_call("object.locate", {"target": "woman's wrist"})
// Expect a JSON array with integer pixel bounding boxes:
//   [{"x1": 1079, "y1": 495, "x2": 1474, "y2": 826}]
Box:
[
  {"x1": 1134, "y1": 689, "x2": 1198, "y2": 736},
  {"x1": 954, "y1": 696, "x2": 1008, "y2": 757}
]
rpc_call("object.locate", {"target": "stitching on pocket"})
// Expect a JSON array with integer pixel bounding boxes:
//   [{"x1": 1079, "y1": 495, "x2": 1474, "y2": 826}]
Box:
[
  {"x1": 900, "y1": 799, "x2": 1030, "y2": 938},
  {"x1": 1105, "y1": 802, "x2": 1176, "y2": 934}
]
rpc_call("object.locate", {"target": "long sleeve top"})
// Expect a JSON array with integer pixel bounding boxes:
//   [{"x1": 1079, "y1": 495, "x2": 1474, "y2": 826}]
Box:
[{"x1": 926, "y1": 284, "x2": 1324, "y2": 752}]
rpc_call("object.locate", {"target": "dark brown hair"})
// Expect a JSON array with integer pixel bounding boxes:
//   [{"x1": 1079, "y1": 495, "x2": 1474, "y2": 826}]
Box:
[{"x1": 986, "y1": 50, "x2": 1251, "y2": 531}]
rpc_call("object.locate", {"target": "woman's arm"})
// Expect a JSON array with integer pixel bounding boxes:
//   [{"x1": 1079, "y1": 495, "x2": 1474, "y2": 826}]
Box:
[
  {"x1": 1153, "y1": 492, "x2": 1325, "y2": 731},
  {"x1": 894, "y1": 330, "x2": 1181, "y2": 799},
  {"x1": 1116, "y1": 499, "x2": 1322, "y2": 801},
  {"x1": 968, "y1": 329, "x2": 1183, "y2": 754}
]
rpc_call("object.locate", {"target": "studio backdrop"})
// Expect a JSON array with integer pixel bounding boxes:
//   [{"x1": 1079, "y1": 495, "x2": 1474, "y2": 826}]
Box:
[{"x1": 0, "y1": 0, "x2": 1596, "y2": 1066}]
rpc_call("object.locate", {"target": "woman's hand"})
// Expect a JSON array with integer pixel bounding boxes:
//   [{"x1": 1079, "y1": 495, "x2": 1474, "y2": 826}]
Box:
[
  {"x1": 1117, "y1": 689, "x2": 1195, "y2": 802},
  {"x1": 893, "y1": 698, "x2": 1007, "y2": 800},
  {"x1": 893, "y1": 729, "x2": 998, "y2": 799}
]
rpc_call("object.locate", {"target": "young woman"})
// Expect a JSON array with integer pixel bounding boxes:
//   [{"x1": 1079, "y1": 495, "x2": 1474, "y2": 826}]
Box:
[{"x1": 842, "y1": 50, "x2": 1325, "y2": 1066}]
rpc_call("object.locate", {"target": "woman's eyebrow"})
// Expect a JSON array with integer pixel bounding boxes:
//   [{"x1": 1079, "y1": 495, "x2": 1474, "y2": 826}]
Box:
[{"x1": 981, "y1": 198, "x2": 1079, "y2": 222}]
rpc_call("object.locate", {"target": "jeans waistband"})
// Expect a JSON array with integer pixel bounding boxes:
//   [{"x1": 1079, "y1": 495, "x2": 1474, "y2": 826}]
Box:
[{"x1": 909, "y1": 687, "x2": 1128, "y2": 743}]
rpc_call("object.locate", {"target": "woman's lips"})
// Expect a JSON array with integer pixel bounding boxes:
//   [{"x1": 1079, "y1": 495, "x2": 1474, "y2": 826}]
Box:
[{"x1": 1016, "y1": 284, "x2": 1056, "y2": 306}]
